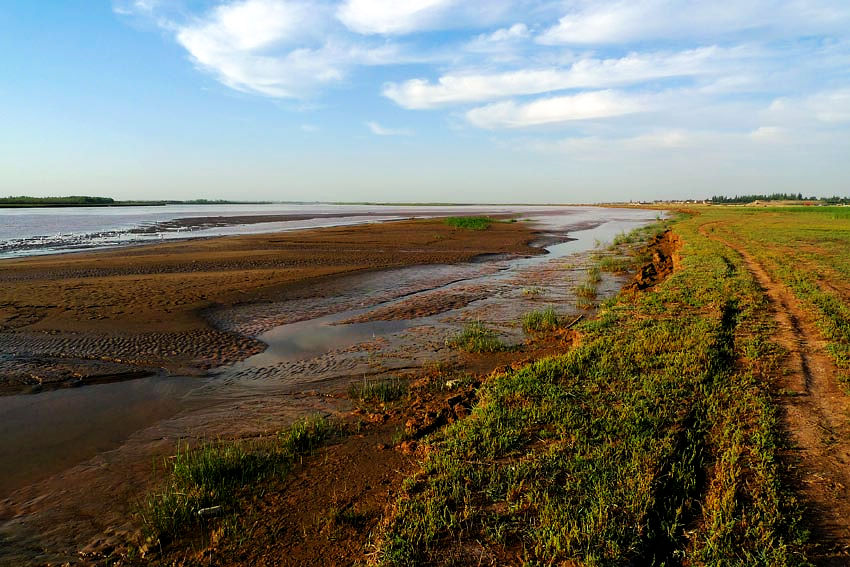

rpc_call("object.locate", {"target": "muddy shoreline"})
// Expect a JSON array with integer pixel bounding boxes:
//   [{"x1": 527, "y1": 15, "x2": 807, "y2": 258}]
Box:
[
  {"x1": 0, "y1": 218, "x2": 543, "y2": 396},
  {"x1": 0, "y1": 208, "x2": 661, "y2": 565}
]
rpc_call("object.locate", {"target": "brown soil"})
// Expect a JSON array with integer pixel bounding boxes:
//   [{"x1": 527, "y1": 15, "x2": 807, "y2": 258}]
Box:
[
  {"x1": 701, "y1": 224, "x2": 850, "y2": 564},
  {"x1": 624, "y1": 229, "x2": 680, "y2": 292},
  {"x1": 0, "y1": 219, "x2": 540, "y2": 395}
]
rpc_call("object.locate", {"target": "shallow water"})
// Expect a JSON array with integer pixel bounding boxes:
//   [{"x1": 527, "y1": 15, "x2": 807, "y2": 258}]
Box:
[
  {"x1": 0, "y1": 203, "x2": 605, "y2": 258},
  {"x1": 0, "y1": 376, "x2": 200, "y2": 497},
  {"x1": 230, "y1": 208, "x2": 657, "y2": 366}
]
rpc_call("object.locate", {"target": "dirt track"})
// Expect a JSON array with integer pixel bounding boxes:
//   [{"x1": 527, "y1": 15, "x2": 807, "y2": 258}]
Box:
[{"x1": 701, "y1": 223, "x2": 850, "y2": 564}]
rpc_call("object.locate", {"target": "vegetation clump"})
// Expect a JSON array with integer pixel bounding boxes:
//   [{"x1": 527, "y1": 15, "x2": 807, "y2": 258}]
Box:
[
  {"x1": 598, "y1": 255, "x2": 632, "y2": 273},
  {"x1": 522, "y1": 307, "x2": 562, "y2": 333},
  {"x1": 443, "y1": 216, "x2": 495, "y2": 230},
  {"x1": 348, "y1": 376, "x2": 408, "y2": 404},
  {"x1": 446, "y1": 321, "x2": 507, "y2": 353},
  {"x1": 140, "y1": 415, "x2": 341, "y2": 545}
]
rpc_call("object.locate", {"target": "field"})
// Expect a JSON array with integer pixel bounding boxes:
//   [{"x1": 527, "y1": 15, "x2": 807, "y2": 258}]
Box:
[{"x1": 376, "y1": 206, "x2": 850, "y2": 565}]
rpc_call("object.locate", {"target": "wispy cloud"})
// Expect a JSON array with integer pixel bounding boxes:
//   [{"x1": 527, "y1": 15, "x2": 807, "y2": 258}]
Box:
[
  {"x1": 383, "y1": 46, "x2": 743, "y2": 109},
  {"x1": 465, "y1": 90, "x2": 647, "y2": 129},
  {"x1": 337, "y1": 0, "x2": 459, "y2": 35},
  {"x1": 366, "y1": 121, "x2": 413, "y2": 136},
  {"x1": 538, "y1": 0, "x2": 850, "y2": 45}
]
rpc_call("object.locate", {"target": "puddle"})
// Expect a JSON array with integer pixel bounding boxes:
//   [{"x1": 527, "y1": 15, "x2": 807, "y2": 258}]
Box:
[{"x1": 242, "y1": 315, "x2": 415, "y2": 367}]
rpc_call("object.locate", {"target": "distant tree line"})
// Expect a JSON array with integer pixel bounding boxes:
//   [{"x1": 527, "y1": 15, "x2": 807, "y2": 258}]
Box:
[
  {"x1": 0, "y1": 195, "x2": 115, "y2": 205},
  {"x1": 0, "y1": 196, "x2": 275, "y2": 208},
  {"x1": 709, "y1": 193, "x2": 850, "y2": 204}
]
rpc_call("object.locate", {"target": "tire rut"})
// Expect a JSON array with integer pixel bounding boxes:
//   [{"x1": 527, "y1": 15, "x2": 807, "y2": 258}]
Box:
[{"x1": 701, "y1": 223, "x2": 850, "y2": 564}]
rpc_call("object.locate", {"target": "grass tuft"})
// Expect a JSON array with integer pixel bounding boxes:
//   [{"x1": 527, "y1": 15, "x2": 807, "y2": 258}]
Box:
[
  {"x1": 443, "y1": 216, "x2": 494, "y2": 230},
  {"x1": 139, "y1": 415, "x2": 341, "y2": 546},
  {"x1": 446, "y1": 321, "x2": 507, "y2": 353},
  {"x1": 522, "y1": 307, "x2": 562, "y2": 333},
  {"x1": 348, "y1": 376, "x2": 408, "y2": 404}
]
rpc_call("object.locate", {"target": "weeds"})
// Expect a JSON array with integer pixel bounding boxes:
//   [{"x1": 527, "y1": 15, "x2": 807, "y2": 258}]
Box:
[
  {"x1": 446, "y1": 321, "x2": 507, "y2": 353},
  {"x1": 575, "y1": 282, "x2": 597, "y2": 300},
  {"x1": 443, "y1": 216, "x2": 494, "y2": 230},
  {"x1": 348, "y1": 376, "x2": 408, "y2": 404},
  {"x1": 522, "y1": 286, "x2": 544, "y2": 297},
  {"x1": 522, "y1": 307, "x2": 561, "y2": 333},
  {"x1": 140, "y1": 415, "x2": 341, "y2": 546},
  {"x1": 598, "y1": 255, "x2": 632, "y2": 273}
]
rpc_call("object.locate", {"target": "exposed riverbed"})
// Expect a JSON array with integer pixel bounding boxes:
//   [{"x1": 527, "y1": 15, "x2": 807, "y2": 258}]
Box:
[{"x1": 0, "y1": 207, "x2": 659, "y2": 564}]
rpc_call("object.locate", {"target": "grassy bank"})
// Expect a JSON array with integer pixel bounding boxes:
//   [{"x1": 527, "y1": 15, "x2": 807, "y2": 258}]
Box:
[
  {"x1": 699, "y1": 207, "x2": 850, "y2": 386},
  {"x1": 377, "y1": 212, "x2": 809, "y2": 565}
]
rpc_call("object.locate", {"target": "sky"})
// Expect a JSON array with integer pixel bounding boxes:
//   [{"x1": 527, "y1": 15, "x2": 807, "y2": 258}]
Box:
[{"x1": 1, "y1": 1, "x2": 849, "y2": 203}]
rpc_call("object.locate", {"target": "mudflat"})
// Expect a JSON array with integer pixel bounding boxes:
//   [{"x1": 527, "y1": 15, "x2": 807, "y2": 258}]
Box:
[{"x1": 0, "y1": 218, "x2": 540, "y2": 394}]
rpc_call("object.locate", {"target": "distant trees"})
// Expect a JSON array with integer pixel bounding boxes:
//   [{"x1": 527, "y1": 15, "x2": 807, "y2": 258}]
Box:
[
  {"x1": 708, "y1": 193, "x2": 850, "y2": 204},
  {"x1": 709, "y1": 193, "x2": 818, "y2": 204},
  {"x1": 0, "y1": 195, "x2": 115, "y2": 205}
]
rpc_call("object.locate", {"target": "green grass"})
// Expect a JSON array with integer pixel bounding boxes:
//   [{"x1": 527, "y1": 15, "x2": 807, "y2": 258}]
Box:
[
  {"x1": 348, "y1": 376, "x2": 408, "y2": 404},
  {"x1": 377, "y1": 214, "x2": 808, "y2": 566},
  {"x1": 598, "y1": 255, "x2": 632, "y2": 273},
  {"x1": 522, "y1": 307, "x2": 562, "y2": 333},
  {"x1": 446, "y1": 321, "x2": 508, "y2": 353},
  {"x1": 699, "y1": 206, "x2": 850, "y2": 383},
  {"x1": 140, "y1": 415, "x2": 342, "y2": 546},
  {"x1": 575, "y1": 282, "x2": 598, "y2": 300},
  {"x1": 443, "y1": 216, "x2": 495, "y2": 230}
]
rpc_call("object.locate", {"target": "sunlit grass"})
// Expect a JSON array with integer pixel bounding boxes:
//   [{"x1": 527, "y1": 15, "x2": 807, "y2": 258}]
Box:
[
  {"x1": 140, "y1": 415, "x2": 342, "y2": 546},
  {"x1": 443, "y1": 216, "x2": 494, "y2": 230},
  {"x1": 521, "y1": 307, "x2": 561, "y2": 333},
  {"x1": 377, "y1": 213, "x2": 808, "y2": 566},
  {"x1": 348, "y1": 376, "x2": 408, "y2": 404},
  {"x1": 446, "y1": 321, "x2": 508, "y2": 353}
]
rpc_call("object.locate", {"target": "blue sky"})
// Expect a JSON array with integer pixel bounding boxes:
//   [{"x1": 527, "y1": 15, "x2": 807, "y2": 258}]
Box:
[{"x1": 1, "y1": 1, "x2": 849, "y2": 203}]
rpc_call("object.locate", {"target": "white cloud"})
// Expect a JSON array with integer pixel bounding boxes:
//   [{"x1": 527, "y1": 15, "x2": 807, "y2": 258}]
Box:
[
  {"x1": 750, "y1": 126, "x2": 788, "y2": 141},
  {"x1": 113, "y1": 0, "x2": 159, "y2": 16},
  {"x1": 337, "y1": 0, "x2": 459, "y2": 35},
  {"x1": 475, "y1": 23, "x2": 529, "y2": 44},
  {"x1": 766, "y1": 88, "x2": 850, "y2": 126},
  {"x1": 538, "y1": 0, "x2": 850, "y2": 45},
  {"x1": 177, "y1": 0, "x2": 316, "y2": 52},
  {"x1": 809, "y1": 89, "x2": 850, "y2": 123},
  {"x1": 463, "y1": 23, "x2": 531, "y2": 61},
  {"x1": 170, "y1": 0, "x2": 426, "y2": 98},
  {"x1": 173, "y1": 0, "x2": 335, "y2": 97},
  {"x1": 366, "y1": 121, "x2": 413, "y2": 136},
  {"x1": 384, "y1": 46, "x2": 742, "y2": 109},
  {"x1": 465, "y1": 90, "x2": 646, "y2": 129}
]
